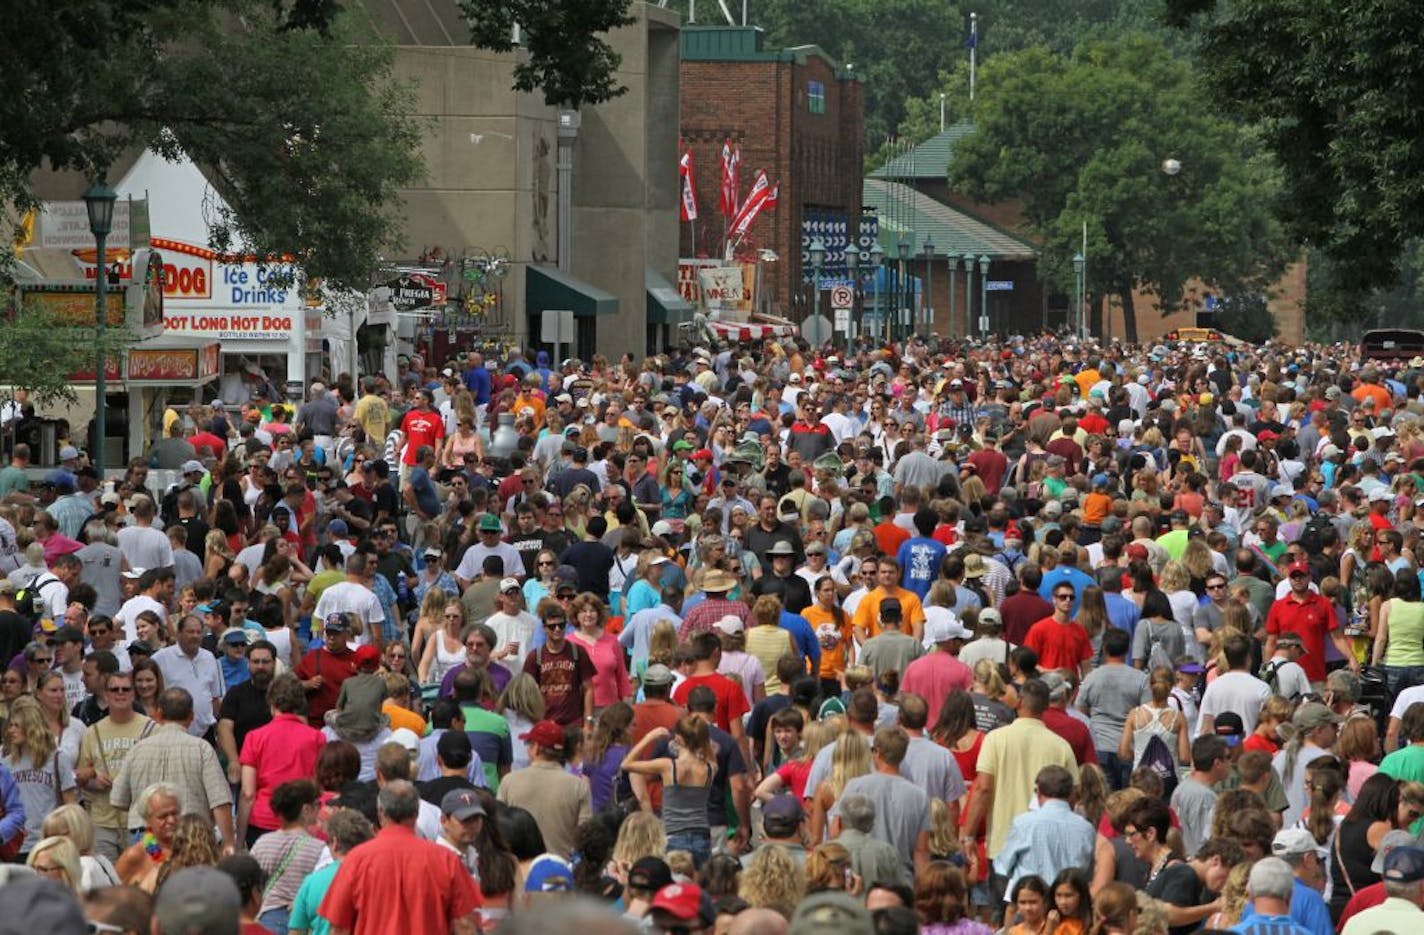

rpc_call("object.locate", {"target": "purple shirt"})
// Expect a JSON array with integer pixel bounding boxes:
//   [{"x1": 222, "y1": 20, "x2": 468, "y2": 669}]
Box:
[
  {"x1": 580, "y1": 744, "x2": 629, "y2": 813},
  {"x1": 437, "y1": 661, "x2": 512, "y2": 700}
]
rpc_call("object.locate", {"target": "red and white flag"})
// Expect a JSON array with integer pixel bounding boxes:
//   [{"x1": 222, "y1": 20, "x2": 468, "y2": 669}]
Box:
[
  {"x1": 720, "y1": 141, "x2": 741, "y2": 217},
  {"x1": 679, "y1": 149, "x2": 698, "y2": 222},
  {"x1": 728, "y1": 171, "x2": 776, "y2": 238}
]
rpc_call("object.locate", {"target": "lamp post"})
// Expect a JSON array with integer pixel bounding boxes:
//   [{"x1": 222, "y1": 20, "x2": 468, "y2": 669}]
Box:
[
  {"x1": 946, "y1": 255, "x2": 960, "y2": 341},
  {"x1": 921, "y1": 236, "x2": 936, "y2": 335},
  {"x1": 84, "y1": 181, "x2": 118, "y2": 478},
  {"x1": 808, "y1": 236, "x2": 826, "y2": 347},
  {"x1": 962, "y1": 252, "x2": 976, "y2": 339},
  {"x1": 896, "y1": 238, "x2": 911, "y2": 343},
  {"x1": 868, "y1": 242, "x2": 885, "y2": 341},
  {"x1": 844, "y1": 249, "x2": 858, "y2": 345},
  {"x1": 978, "y1": 255, "x2": 991, "y2": 338},
  {"x1": 1072, "y1": 252, "x2": 1085, "y2": 340}
]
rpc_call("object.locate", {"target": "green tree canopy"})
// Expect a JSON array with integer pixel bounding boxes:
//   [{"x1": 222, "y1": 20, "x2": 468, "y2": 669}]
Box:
[
  {"x1": 0, "y1": 0, "x2": 423, "y2": 292},
  {"x1": 946, "y1": 35, "x2": 1290, "y2": 343},
  {"x1": 460, "y1": 0, "x2": 635, "y2": 109},
  {"x1": 1166, "y1": 0, "x2": 1424, "y2": 315}
]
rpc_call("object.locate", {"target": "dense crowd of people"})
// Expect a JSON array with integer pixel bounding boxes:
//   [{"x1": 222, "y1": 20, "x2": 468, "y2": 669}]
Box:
[{"x1": 4, "y1": 333, "x2": 1424, "y2": 935}]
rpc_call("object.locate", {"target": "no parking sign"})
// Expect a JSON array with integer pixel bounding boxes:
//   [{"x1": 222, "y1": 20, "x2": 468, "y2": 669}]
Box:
[{"x1": 830, "y1": 284, "x2": 854, "y2": 309}]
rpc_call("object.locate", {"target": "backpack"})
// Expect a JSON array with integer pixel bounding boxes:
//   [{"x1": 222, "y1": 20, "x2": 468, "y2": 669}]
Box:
[
  {"x1": 13, "y1": 574, "x2": 58, "y2": 624},
  {"x1": 1297, "y1": 514, "x2": 1335, "y2": 556},
  {"x1": 995, "y1": 548, "x2": 1026, "y2": 575},
  {"x1": 1145, "y1": 622, "x2": 1174, "y2": 672},
  {"x1": 1139, "y1": 730, "x2": 1179, "y2": 800},
  {"x1": 535, "y1": 639, "x2": 582, "y2": 673}
]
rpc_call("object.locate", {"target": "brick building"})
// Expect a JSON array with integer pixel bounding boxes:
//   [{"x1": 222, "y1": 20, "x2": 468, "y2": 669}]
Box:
[{"x1": 679, "y1": 26, "x2": 864, "y2": 317}]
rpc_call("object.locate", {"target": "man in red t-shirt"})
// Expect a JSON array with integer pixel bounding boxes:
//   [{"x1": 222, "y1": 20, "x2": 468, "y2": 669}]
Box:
[
  {"x1": 672, "y1": 632, "x2": 748, "y2": 747},
  {"x1": 523, "y1": 610, "x2": 596, "y2": 727},
  {"x1": 400, "y1": 390, "x2": 446, "y2": 469},
  {"x1": 1264, "y1": 561, "x2": 1357, "y2": 684},
  {"x1": 294, "y1": 616, "x2": 362, "y2": 726},
  {"x1": 1023, "y1": 583, "x2": 1093, "y2": 677}
]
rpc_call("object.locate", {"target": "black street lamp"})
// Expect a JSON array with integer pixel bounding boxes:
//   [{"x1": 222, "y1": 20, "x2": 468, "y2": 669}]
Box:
[
  {"x1": 896, "y1": 238, "x2": 911, "y2": 342},
  {"x1": 808, "y1": 236, "x2": 826, "y2": 346},
  {"x1": 84, "y1": 181, "x2": 118, "y2": 478},
  {"x1": 978, "y1": 255, "x2": 991, "y2": 337},
  {"x1": 921, "y1": 236, "x2": 936, "y2": 335},
  {"x1": 867, "y1": 242, "x2": 885, "y2": 341}
]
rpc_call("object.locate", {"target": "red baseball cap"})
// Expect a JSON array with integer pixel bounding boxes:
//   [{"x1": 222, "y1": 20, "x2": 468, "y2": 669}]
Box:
[
  {"x1": 650, "y1": 882, "x2": 706, "y2": 921},
  {"x1": 1287, "y1": 561, "x2": 1311, "y2": 577},
  {"x1": 690, "y1": 448, "x2": 714, "y2": 461},
  {"x1": 520, "y1": 719, "x2": 566, "y2": 749},
  {"x1": 1125, "y1": 543, "x2": 1150, "y2": 562},
  {"x1": 1258, "y1": 430, "x2": 1279, "y2": 442},
  {"x1": 353, "y1": 645, "x2": 381, "y2": 668}
]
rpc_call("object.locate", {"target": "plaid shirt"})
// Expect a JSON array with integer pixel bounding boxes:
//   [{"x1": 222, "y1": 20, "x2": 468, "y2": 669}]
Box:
[
  {"x1": 369, "y1": 572, "x2": 402, "y2": 645},
  {"x1": 679, "y1": 595, "x2": 751, "y2": 642}
]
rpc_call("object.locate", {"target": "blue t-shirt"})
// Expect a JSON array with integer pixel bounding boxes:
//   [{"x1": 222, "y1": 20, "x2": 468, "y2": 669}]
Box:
[
  {"x1": 409, "y1": 465, "x2": 441, "y2": 517},
  {"x1": 896, "y1": 537, "x2": 947, "y2": 600},
  {"x1": 463, "y1": 365, "x2": 492, "y2": 405}
]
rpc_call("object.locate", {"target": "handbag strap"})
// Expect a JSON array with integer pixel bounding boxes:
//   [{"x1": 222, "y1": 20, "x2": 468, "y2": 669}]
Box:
[
  {"x1": 1334, "y1": 826, "x2": 1357, "y2": 896},
  {"x1": 52, "y1": 750, "x2": 63, "y2": 808}
]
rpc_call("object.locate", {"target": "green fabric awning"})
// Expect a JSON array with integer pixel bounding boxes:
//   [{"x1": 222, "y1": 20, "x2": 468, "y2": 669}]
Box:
[
  {"x1": 526, "y1": 265, "x2": 618, "y2": 317},
  {"x1": 646, "y1": 267, "x2": 693, "y2": 325}
]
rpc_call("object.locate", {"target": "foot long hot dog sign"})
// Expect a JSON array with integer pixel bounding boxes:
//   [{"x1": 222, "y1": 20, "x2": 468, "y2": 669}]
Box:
[{"x1": 149, "y1": 237, "x2": 303, "y2": 340}]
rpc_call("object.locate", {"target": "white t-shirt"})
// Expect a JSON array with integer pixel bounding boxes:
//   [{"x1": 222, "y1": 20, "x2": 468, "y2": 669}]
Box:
[
  {"x1": 116, "y1": 525, "x2": 174, "y2": 571},
  {"x1": 234, "y1": 543, "x2": 267, "y2": 577},
  {"x1": 115, "y1": 594, "x2": 167, "y2": 645},
  {"x1": 151, "y1": 645, "x2": 225, "y2": 735},
  {"x1": 313, "y1": 581, "x2": 386, "y2": 647},
  {"x1": 485, "y1": 610, "x2": 539, "y2": 672},
  {"x1": 1261, "y1": 656, "x2": 1312, "y2": 701},
  {"x1": 455, "y1": 542, "x2": 524, "y2": 582},
  {"x1": 1196, "y1": 670, "x2": 1272, "y2": 736},
  {"x1": 1390, "y1": 684, "x2": 1424, "y2": 721}
]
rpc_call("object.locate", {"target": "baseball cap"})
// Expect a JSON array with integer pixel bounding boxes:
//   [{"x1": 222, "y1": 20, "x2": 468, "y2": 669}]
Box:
[
  {"x1": 1384, "y1": 846, "x2": 1424, "y2": 884},
  {"x1": 977, "y1": 607, "x2": 1003, "y2": 628},
  {"x1": 520, "y1": 719, "x2": 566, "y2": 749},
  {"x1": 627, "y1": 856, "x2": 674, "y2": 892},
  {"x1": 789, "y1": 891, "x2": 874, "y2": 935},
  {"x1": 1273, "y1": 827, "x2": 1324, "y2": 859},
  {"x1": 57, "y1": 445, "x2": 79, "y2": 461},
  {"x1": 154, "y1": 867, "x2": 241, "y2": 935},
  {"x1": 499, "y1": 577, "x2": 521, "y2": 593},
  {"x1": 47, "y1": 470, "x2": 77, "y2": 492},
  {"x1": 763, "y1": 793, "x2": 805, "y2": 829},
  {"x1": 353, "y1": 644, "x2": 381, "y2": 668},
  {"x1": 1125, "y1": 543, "x2": 1150, "y2": 562},
  {"x1": 767, "y1": 540, "x2": 796, "y2": 555},
  {"x1": 1213, "y1": 711, "x2": 1245, "y2": 741},
  {"x1": 478, "y1": 513, "x2": 503, "y2": 532},
  {"x1": 1293, "y1": 701, "x2": 1342, "y2": 732},
  {"x1": 642, "y1": 663, "x2": 675, "y2": 686},
  {"x1": 181, "y1": 459, "x2": 204, "y2": 475},
  {"x1": 1368, "y1": 487, "x2": 1393, "y2": 502},
  {"x1": 651, "y1": 520, "x2": 674, "y2": 537},
  {"x1": 924, "y1": 616, "x2": 973, "y2": 643},
  {"x1": 390, "y1": 727, "x2": 421, "y2": 753},
  {"x1": 52, "y1": 625, "x2": 84, "y2": 644},
  {"x1": 1286, "y1": 561, "x2": 1311, "y2": 576},
  {"x1": 1276, "y1": 633, "x2": 1305, "y2": 650},
  {"x1": 323, "y1": 613, "x2": 351, "y2": 632},
  {"x1": 1371, "y1": 830, "x2": 1418, "y2": 874},
  {"x1": 650, "y1": 883, "x2": 713, "y2": 925},
  {"x1": 713, "y1": 614, "x2": 745, "y2": 635},
  {"x1": 440, "y1": 788, "x2": 486, "y2": 821},
  {"x1": 220, "y1": 628, "x2": 250, "y2": 646},
  {"x1": 524, "y1": 854, "x2": 575, "y2": 893}
]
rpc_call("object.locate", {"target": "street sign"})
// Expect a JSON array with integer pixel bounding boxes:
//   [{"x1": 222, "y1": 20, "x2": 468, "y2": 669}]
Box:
[
  {"x1": 979, "y1": 315, "x2": 990, "y2": 333},
  {"x1": 802, "y1": 313, "x2": 832, "y2": 346},
  {"x1": 540, "y1": 309, "x2": 575, "y2": 344},
  {"x1": 830, "y1": 284, "x2": 854, "y2": 310},
  {"x1": 985, "y1": 280, "x2": 1014, "y2": 291},
  {"x1": 834, "y1": 308, "x2": 851, "y2": 331}
]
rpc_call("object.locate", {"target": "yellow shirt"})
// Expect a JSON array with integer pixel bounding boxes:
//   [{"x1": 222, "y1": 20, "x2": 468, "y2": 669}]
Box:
[
  {"x1": 977, "y1": 716, "x2": 1078, "y2": 858},
  {"x1": 745, "y1": 625, "x2": 795, "y2": 692},
  {"x1": 353, "y1": 393, "x2": 390, "y2": 443}
]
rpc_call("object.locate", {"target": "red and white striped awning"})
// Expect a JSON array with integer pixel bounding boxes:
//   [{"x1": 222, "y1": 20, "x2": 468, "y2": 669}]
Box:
[{"x1": 707, "y1": 319, "x2": 797, "y2": 342}]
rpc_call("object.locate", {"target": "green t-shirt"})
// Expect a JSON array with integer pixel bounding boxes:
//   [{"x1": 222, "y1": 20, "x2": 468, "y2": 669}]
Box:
[
  {"x1": 460, "y1": 703, "x2": 512, "y2": 791},
  {"x1": 0, "y1": 465, "x2": 29, "y2": 499},
  {"x1": 1380, "y1": 744, "x2": 1424, "y2": 785}
]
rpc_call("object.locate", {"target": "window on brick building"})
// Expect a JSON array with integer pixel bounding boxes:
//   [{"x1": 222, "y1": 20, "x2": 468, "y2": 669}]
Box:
[{"x1": 807, "y1": 81, "x2": 825, "y2": 115}]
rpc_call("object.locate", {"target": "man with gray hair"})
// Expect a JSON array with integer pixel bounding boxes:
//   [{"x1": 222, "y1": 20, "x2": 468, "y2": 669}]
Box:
[
  {"x1": 993, "y1": 764, "x2": 1095, "y2": 899},
  {"x1": 318, "y1": 779, "x2": 483, "y2": 934},
  {"x1": 1235, "y1": 857, "x2": 1311, "y2": 935},
  {"x1": 833, "y1": 793, "x2": 910, "y2": 887},
  {"x1": 76, "y1": 518, "x2": 126, "y2": 617}
]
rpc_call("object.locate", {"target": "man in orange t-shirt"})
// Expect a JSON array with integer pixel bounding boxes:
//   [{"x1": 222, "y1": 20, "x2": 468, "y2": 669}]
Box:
[{"x1": 851, "y1": 557, "x2": 927, "y2": 643}]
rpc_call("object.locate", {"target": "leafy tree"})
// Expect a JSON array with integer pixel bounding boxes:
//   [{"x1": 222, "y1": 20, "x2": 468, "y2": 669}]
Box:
[
  {"x1": 1165, "y1": 0, "x2": 1424, "y2": 316},
  {"x1": 0, "y1": 300, "x2": 131, "y2": 407},
  {"x1": 460, "y1": 0, "x2": 636, "y2": 108},
  {"x1": 947, "y1": 35, "x2": 1291, "y2": 343},
  {"x1": 0, "y1": 0, "x2": 423, "y2": 292}
]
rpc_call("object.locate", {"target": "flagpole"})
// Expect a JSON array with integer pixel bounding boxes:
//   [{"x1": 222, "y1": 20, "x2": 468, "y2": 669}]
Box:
[{"x1": 969, "y1": 12, "x2": 978, "y2": 102}]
